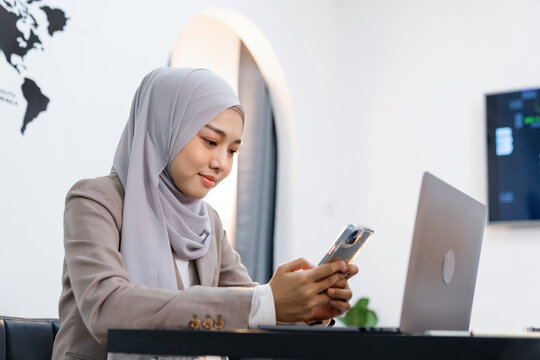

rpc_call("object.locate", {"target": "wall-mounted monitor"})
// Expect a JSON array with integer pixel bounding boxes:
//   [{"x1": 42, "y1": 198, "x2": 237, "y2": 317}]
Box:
[{"x1": 486, "y1": 88, "x2": 540, "y2": 223}]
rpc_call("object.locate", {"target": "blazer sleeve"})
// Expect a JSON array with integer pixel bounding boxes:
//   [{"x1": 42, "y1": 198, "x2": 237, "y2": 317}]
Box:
[{"x1": 63, "y1": 178, "x2": 254, "y2": 345}]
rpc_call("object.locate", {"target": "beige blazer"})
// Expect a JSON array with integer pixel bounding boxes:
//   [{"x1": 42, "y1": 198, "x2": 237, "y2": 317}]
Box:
[{"x1": 52, "y1": 174, "x2": 257, "y2": 360}]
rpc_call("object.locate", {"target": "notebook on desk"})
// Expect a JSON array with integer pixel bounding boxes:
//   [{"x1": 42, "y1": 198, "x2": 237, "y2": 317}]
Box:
[{"x1": 260, "y1": 172, "x2": 487, "y2": 335}]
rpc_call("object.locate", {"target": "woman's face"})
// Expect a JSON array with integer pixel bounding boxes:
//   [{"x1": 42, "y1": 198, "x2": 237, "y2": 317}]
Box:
[{"x1": 170, "y1": 108, "x2": 243, "y2": 199}]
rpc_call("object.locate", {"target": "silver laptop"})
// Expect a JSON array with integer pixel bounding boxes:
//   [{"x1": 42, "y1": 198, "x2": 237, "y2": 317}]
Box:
[
  {"x1": 399, "y1": 171, "x2": 487, "y2": 333},
  {"x1": 259, "y1": 172, "x2": 486, "y2": 334}
]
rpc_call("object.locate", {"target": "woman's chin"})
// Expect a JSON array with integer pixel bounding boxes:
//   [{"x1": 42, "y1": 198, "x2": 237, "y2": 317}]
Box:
[{"x1": 190, "y1": 188, "x2": 211, "y2": 199}]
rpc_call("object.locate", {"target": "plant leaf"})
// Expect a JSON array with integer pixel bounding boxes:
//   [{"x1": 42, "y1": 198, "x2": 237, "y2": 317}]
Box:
[{"x1": 337, "y1": 297, "x2": 378, "y2": 327}]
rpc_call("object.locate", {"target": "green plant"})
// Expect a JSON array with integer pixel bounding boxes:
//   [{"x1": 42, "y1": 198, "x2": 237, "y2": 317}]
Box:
[{"x1": 339, "y1": 298, "x2": 378, "y2": 327}]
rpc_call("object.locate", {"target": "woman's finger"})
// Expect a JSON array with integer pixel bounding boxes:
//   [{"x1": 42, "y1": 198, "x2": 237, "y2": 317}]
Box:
[
  {"x1": 330, "y1": 279, "x2": 348, "y2": 289},
  {"x1": 312, "y1": 292, "x2": 331, "y2": 308},
  {"x1": 329, "y1": 299, "x2": 351, "y2": 315},
  {"x1": 346, "y1": 264, "x2": 358, "y2": 276},
  {"x1": 314, "y1": 272, "x2": 346, "y2": 294},
  {"x1": 327, "y1": 287, "x2": 352, "y2": 301},
  {"x1": 308, "y1": 261, "x2": 346, "y2": 281},
  {"x1": 279, "y1": 257, "x2": 314, "y2": 272}
]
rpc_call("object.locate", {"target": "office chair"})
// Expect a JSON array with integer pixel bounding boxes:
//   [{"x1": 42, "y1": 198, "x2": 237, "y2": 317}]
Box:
[{"x1": 0, "y1": 316, "x2": 60, "y2": 360}]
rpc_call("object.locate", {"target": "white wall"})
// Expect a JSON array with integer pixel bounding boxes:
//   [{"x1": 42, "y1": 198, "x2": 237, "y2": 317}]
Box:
[
  {"x1": 1, "y1": 0, "x2": 539, "y2": 332},
  {"x1": 336, "y1": 0, "x2": 540, "y2": 330}
]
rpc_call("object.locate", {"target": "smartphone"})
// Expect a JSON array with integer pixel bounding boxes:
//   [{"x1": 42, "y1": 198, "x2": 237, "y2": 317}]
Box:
[{"x1": 318, "y1": 224, "x2": 374, "y2": 265}]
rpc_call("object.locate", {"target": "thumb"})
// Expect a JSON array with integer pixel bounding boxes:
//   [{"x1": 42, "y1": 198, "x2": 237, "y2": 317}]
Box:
[{"x1": 280, "y1": 257, "x2": 314, "y2": 272}]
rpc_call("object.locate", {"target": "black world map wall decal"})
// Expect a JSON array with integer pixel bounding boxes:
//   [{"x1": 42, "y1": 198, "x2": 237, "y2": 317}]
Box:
[{"x1": 0, "y1": 0, "x2": 68, "y2": 134}]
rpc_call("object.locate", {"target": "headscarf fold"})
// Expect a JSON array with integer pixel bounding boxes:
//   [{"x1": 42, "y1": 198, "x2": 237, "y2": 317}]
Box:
[{"x1": 112, "y1": 67, "x2": 242, "y2": 289}]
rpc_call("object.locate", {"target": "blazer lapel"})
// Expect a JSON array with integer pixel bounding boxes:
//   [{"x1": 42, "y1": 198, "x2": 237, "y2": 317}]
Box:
[{"x1": 195, "y1": 233, "x2": 217, "y2": 286}]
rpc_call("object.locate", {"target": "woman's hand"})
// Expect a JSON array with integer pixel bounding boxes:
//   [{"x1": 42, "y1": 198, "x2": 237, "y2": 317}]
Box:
[
  {"x1": 310, "y1": 263, "x2": 358, "y2": 321},
  {"x1": 269, "y1": 258, "x2": 347, "y2": 323}
]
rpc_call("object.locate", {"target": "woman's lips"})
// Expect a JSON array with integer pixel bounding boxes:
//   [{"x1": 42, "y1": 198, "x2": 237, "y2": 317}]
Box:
[{"x1": 199, "y1": 174, "x2": 216, "y2": 187}]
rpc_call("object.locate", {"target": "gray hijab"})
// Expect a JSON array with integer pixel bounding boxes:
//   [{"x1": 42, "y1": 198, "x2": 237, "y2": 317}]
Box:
[{"x1": 111, "y1": 67, "x2": 242, "y2": 290}]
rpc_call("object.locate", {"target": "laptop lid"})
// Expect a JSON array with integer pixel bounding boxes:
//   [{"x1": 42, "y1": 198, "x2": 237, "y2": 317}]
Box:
[{"x1": 399, "y1": 172, "x2": 487, "y2": 334}]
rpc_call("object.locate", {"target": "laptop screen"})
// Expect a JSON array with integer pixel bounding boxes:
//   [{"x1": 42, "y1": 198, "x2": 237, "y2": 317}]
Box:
[{"x1": 399, "y1": 172, "x2": 487, "y2": 333}]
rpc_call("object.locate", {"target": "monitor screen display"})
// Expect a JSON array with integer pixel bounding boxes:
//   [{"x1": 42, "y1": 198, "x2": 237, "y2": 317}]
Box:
[{"x1": 486, "y1": 88, "x2": 540, "y2": 223}]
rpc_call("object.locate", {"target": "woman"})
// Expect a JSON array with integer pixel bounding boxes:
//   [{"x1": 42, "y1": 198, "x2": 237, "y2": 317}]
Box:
[{"x1": 52, "y1": 67, "x2": 357, "y2": 360}]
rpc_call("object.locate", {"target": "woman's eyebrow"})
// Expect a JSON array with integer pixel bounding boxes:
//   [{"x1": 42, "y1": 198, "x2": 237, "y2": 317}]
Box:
[{"x1": 204, "y1": 124, "x2": 242, "y2": 144}]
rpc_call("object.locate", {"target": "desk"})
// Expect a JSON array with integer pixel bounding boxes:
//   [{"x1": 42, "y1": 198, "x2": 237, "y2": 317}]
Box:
[{"x1": 108, "y1": 328, "x2": 540, "y2": 359}]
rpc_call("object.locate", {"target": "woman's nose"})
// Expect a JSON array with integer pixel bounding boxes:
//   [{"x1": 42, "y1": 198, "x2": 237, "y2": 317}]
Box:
[{"x1": 209, "y1": 149, "x2": 227, "y2": 171}]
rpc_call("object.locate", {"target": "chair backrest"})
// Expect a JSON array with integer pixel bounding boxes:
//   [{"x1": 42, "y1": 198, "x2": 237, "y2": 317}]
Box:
[{"x1": 0, "y1": 316, "x2": 60, "y2": 360}]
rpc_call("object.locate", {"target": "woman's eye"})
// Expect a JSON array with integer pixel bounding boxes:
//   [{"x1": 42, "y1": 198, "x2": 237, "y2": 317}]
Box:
[
  {"x1": 204, "y1": 139, "x2": 217, "y2": 146},
  {"x1": 229, "y1": 149, "x2": 238, "y2": 155}
]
